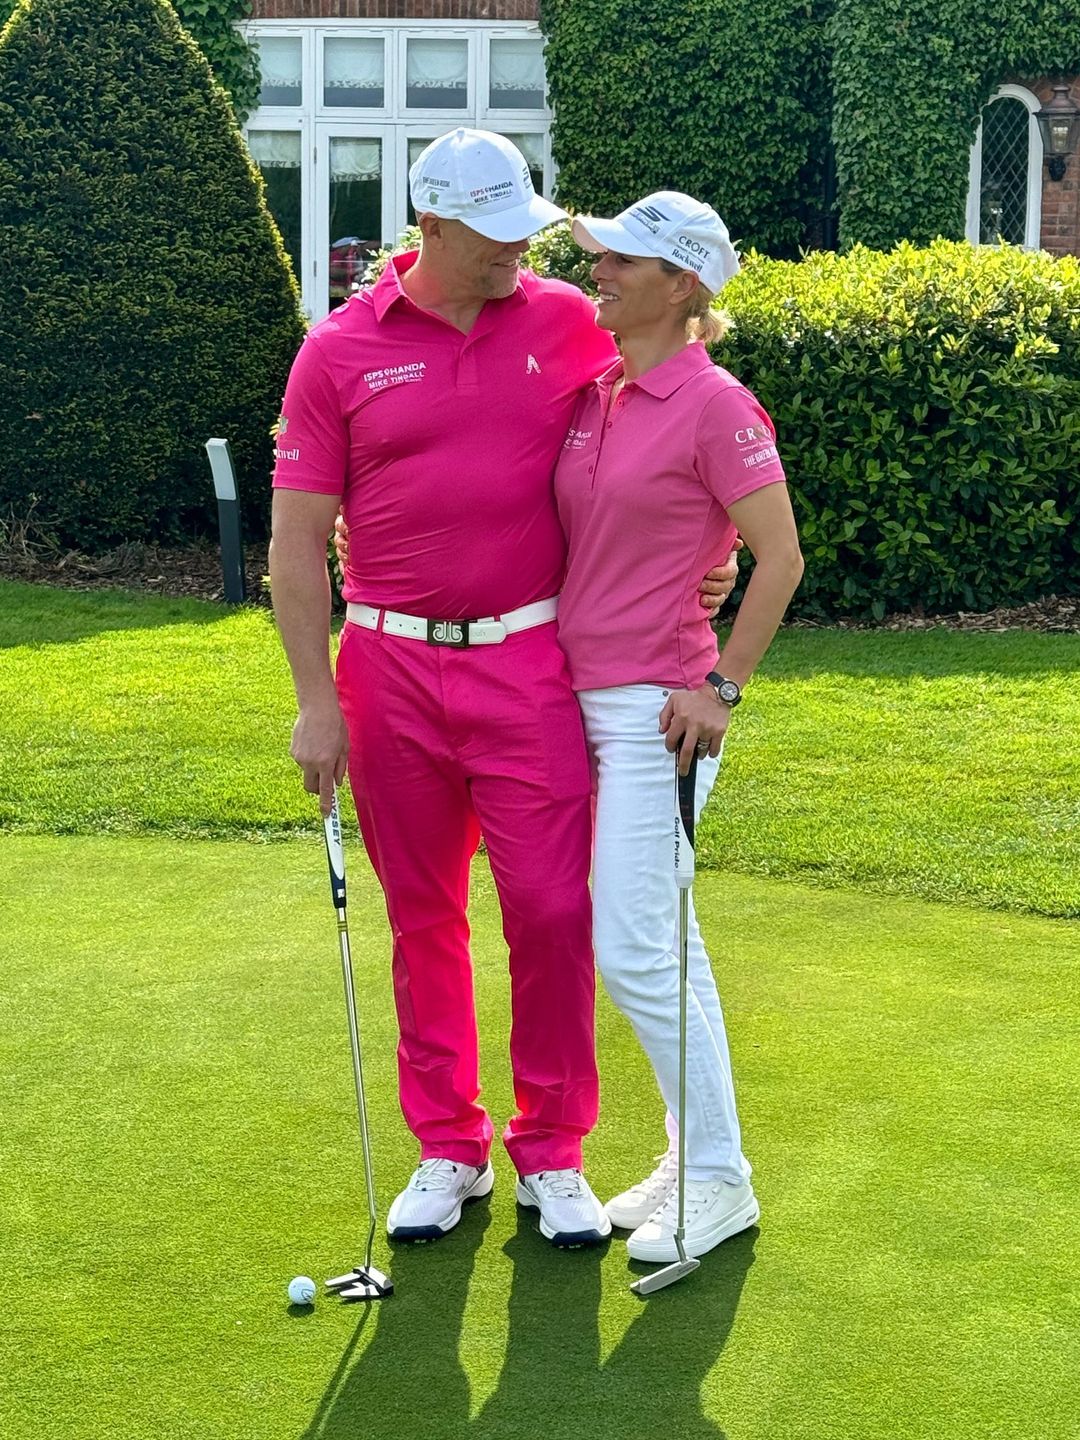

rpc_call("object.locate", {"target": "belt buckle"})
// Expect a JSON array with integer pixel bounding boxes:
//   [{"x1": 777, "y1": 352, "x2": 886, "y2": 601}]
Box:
[{"x1": 426, "y1": 618, "x2": 471, "y2": 648}]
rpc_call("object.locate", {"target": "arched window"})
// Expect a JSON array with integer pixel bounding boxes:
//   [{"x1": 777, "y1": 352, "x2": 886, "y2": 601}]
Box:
[{"x1": 966, "y1": 85, "x2": 1042, "y2": 248}]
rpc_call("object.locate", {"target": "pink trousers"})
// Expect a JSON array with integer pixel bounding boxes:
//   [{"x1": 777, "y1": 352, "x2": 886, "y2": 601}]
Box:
[{"x1": 336, "y1": 618, "x2": 599, "y2": 1176}]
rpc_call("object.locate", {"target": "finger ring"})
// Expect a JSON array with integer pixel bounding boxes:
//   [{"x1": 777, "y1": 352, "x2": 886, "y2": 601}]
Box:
[{"x1": 695, "y1": 740, "x2": 710, "y2": 755}]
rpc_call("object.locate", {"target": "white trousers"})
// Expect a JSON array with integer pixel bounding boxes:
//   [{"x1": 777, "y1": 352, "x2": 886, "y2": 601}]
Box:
[{"x1": 578, "y1": 684, "x2": 751, "y2": 1185}]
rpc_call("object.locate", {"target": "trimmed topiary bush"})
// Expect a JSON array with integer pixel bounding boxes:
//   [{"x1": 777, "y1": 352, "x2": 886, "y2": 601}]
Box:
[
  {"x1": 0, "y1": 0, "x2": 304, "y2": 551},
  {"x1": 0, "y1": 0, "x2": 259, "y2": 118},
  {"x1": 714, "y1": 240, "x2": 1080, "y2": 616}
]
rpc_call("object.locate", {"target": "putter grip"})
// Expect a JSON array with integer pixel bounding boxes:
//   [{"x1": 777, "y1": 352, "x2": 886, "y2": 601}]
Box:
[
  {"x1": 674, "y1": 751, "x2": 699, "y2": 890},
  {"x1": 323, "y1": 790, "x2": 347, "y2": 909}
]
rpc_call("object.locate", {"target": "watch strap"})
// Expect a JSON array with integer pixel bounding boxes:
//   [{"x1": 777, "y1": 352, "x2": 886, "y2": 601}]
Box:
[{"x1": 706, "y1": 670, "x2": 742, "y2": 707}]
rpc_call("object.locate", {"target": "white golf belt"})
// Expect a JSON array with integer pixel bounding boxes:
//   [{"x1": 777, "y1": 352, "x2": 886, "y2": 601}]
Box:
[{"x1": 345, "y1": 596, "x2": 558, "y2": 646}]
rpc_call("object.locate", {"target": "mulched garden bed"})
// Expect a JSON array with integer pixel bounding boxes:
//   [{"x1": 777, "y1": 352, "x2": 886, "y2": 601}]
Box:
[{"x1": 2, "y1": 540, "x2": 1078, "y2": 633}]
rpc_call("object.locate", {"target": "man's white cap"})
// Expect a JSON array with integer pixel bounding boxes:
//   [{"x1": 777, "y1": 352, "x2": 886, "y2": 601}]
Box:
[
  {"x1": 572, "y1": 191, "x2": 740, "y2": 296},
  {"x1": 409, "y1": 128, "x2": 566, "y2": 242}
]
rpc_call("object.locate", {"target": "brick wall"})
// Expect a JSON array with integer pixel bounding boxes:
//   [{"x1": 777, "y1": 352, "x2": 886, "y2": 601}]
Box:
[
  {"x1": 1027, "y1": 76, "x2": 1080, "y2": 258},
  {"x1": 250, "y1": 1, "x2": 539, "y2": 17}
]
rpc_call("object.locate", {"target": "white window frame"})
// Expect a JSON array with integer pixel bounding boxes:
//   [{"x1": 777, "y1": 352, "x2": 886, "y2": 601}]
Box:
[
  {"x1": 398, "y1": 29, "x2": 476, "y2": 119},
  {"x1": 317, "y1": 29, "x2": 393, "y2": 119},
  {"x1": 246, "y1": 117, "x2": 311, "y2": 308},
  {"x1": 479, "y1": 29, "x2": 551, "y2": 122},
  {"x1": 248, "y1": 27, "x2": 308, "y2": 115},
  {"x1": 966, "y1": 83, "x2": 1043, "y2": 249},
  {"x1": 240, "y1": 18, "x2": 553, "y2": 320}
]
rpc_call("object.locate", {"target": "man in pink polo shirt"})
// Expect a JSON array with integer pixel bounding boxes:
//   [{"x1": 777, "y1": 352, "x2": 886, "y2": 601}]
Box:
[{"x1": 270, "y1": 130, "x2": 622, "y2": 1247}]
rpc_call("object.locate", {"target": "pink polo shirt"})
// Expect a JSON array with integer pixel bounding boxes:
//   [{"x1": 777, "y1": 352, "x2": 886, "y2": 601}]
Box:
[
  {"x1": 554, "y1": 343, "x2": 788, "y2": 691},
  {"x1": 272, "y1": 253, "x2": 617, "y2": 616}
]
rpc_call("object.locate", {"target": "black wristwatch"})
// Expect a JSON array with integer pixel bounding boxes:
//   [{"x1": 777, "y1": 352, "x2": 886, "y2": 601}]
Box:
[{"x1": 706, "y1": 671, "x2": 743, "y2": 707}]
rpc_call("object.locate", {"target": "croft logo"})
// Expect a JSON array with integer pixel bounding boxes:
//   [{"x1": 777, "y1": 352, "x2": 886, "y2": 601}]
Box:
[
  {"x1": 735, "y1": 425, "x2": 772, "y2": 445},
  {"x1": 677, "y1": 235, "x2": 709, "y2": 257}
]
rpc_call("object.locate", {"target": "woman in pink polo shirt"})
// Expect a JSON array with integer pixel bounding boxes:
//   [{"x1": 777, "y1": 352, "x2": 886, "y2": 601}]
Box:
[{"x1": 554, "y1": 192, "x2": 804, "y2": 1267}]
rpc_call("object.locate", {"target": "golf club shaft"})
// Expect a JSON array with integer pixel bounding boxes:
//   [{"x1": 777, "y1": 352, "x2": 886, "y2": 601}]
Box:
[
  {"x1": 335, "y1": 914, "x2": 378, "y2": 1271},
  {"x1": 675, "y1": 751, "x2": 699, "y2": 1263},
  {"x1": 324, "y1": 789, "x2": 379, "y2": 1272},
  {"x1": 676, "y1": 884, "x2": 689, "y2": 1260}
]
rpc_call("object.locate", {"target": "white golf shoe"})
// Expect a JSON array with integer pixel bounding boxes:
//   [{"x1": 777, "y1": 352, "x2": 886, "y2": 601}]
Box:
[
  {"x1": 604, "y1": 1147, "x2": 679, "y2": 1230},
  {"x1": 626, "y1": 1179, "x2": 759, "y2": 1262},
  {"x1": 516, "y1": 1168, "x2": 612, "y2": 1247},
  {"x1": 386, "y1": 1158, "x2": 494, "y2": 1241}
]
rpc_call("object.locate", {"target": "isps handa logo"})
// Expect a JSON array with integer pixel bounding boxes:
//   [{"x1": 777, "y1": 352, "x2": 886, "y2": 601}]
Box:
[{"x1": 363, "y1": 361, "x2": 427, "y2": 393}]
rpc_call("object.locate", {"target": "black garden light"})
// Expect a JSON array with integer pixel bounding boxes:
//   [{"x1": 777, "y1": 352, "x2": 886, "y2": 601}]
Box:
[
  {"x1": 204, "y1": 437, "x2": 246, "y2": 604},
  {"x1": 1036, "y1": 84, "x2": 1080, "y2": 182}
]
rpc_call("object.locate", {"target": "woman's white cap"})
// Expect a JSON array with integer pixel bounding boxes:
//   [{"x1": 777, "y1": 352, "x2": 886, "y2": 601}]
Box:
[
  {"x1": 409, "y1": 128, "x2": 566, "y2": 242},
  {"x1": 572, "y1": 191, "x2": 740, "y2": 295}
]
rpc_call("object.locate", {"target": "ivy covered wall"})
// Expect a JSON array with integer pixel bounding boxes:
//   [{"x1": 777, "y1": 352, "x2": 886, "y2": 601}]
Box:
[
  {"x1": 539, "y1": 0, "x2": 835, "y2": 258},
  {"x1": 831, "y1": 0, "x2": 1080, "y2": 249}
]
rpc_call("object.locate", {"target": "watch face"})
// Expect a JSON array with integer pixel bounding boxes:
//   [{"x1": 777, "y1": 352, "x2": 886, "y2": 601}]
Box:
[{"x1": 719, "y1": 681, "x2": 740, "y2": 703}]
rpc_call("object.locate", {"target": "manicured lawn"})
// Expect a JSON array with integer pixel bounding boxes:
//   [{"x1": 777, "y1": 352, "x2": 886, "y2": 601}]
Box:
[
  {"x1": 3, "y1": 834, "x2": 1078, "y2": 1440},
  {"x1": 1, "y1": 578, "x2": 1078, "y2": 915}
]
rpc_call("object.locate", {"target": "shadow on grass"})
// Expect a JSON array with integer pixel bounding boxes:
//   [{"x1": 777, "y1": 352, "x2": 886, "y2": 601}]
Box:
[
  {"x1": 0, "y1": 579, "x2": 230, "y2": 649},
  {"x1": 302, "y1": 1202, "x2": 755, "y2": 1440}
]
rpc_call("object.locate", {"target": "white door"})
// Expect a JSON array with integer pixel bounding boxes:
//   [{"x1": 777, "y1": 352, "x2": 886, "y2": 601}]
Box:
[{"x1": 314, "y1": 123, "x2": 395, "y2": 319}]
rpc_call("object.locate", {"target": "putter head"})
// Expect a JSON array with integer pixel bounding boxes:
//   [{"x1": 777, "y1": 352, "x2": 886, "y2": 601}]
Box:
[
  {"x1": 630, "y1": 1257, "x2": 700, "y2": 1296},
  {"x1": 325, "y1": 1265, "x2": 394, "y2": 1301}
]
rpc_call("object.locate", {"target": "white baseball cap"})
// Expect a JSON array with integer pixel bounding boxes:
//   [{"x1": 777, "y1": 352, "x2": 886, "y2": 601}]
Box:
[
  {"x1": 409, "y1": 128, "x2": 567, "y2": 242},
  {"x1": 572, "y1": 191, "x2": 740, "y2": 296}
]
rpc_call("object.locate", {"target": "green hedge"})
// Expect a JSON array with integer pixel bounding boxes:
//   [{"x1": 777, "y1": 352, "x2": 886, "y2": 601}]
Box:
[
  {"x1": 712, "y1": 240, "x2": 1080, "y2": 616},
  {"x1": 0, "y1": 0, "x2": 259, "y2": 118},
  {"x1": 539, "y1": 0, "x2": 834, "y2": 258},
  {"x1": 369, "y1": 230, "x2": 1080, "y2": 619},
  {"x1": 832, "y1": 0, "x2": 1080, "y2": 249},
  {"x1": 0, "y1": 0, "x2": 304, "y2": 551}
]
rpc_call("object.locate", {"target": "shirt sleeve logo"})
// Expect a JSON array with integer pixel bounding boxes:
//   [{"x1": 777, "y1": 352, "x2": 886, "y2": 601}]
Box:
[{"x1": 734, "y1": 421, "x2": 779, "y2": 469}]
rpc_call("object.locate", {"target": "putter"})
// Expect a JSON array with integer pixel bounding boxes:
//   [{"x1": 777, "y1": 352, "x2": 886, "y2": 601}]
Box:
[
  {"x1": 631, "y1": 748, "x2": 702, "y2": 1297},
  {"x1": 320, "y1": 786, "x2": 394, "y2": 1302}
]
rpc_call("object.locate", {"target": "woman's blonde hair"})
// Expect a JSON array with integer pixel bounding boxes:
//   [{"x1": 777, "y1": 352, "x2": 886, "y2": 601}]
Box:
[{"x1": 658, "y1": 259, "x2": 731, "y2": 345}]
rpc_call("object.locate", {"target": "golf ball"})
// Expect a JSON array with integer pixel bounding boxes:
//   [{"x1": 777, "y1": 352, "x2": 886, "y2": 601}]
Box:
[{"x1": 288, "y1": 1276, "x2": 316, "y2": 1306}]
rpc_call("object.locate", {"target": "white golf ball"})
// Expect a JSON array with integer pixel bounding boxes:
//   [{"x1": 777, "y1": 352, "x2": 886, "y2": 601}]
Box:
[{"x1": 288, "y1": 1275, "x2": 316, "y2": 1306}]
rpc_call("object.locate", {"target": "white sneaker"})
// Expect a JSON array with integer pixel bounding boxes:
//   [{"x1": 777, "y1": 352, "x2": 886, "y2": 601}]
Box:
[
  {"x1": 386, "y1": 1159, "x2": 494, "y2": 1241},
  {"x1": 515, "y1": 1168, "x2": 612, "y2": 1247},
  {"x1": 605, "y1": 1147, "x2": 679, "y2": 1230},
  {"x1": 626, "y1": 1179, "x2": 759, "y2": 1262}
]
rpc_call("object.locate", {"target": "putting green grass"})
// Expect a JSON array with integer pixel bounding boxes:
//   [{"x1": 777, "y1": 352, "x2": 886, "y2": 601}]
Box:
[
  {"x1": 2, "y1": 579, "x2": 1078, "y2": 915},
  {"x1": 2, "y1": 833, "x2": 1078, "y2": 1439}
]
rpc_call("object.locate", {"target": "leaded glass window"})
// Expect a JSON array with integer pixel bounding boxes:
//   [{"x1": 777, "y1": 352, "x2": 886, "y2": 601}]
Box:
[{"x1": 979, "y1": 98, "x2": 1030, "y2": 245}]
